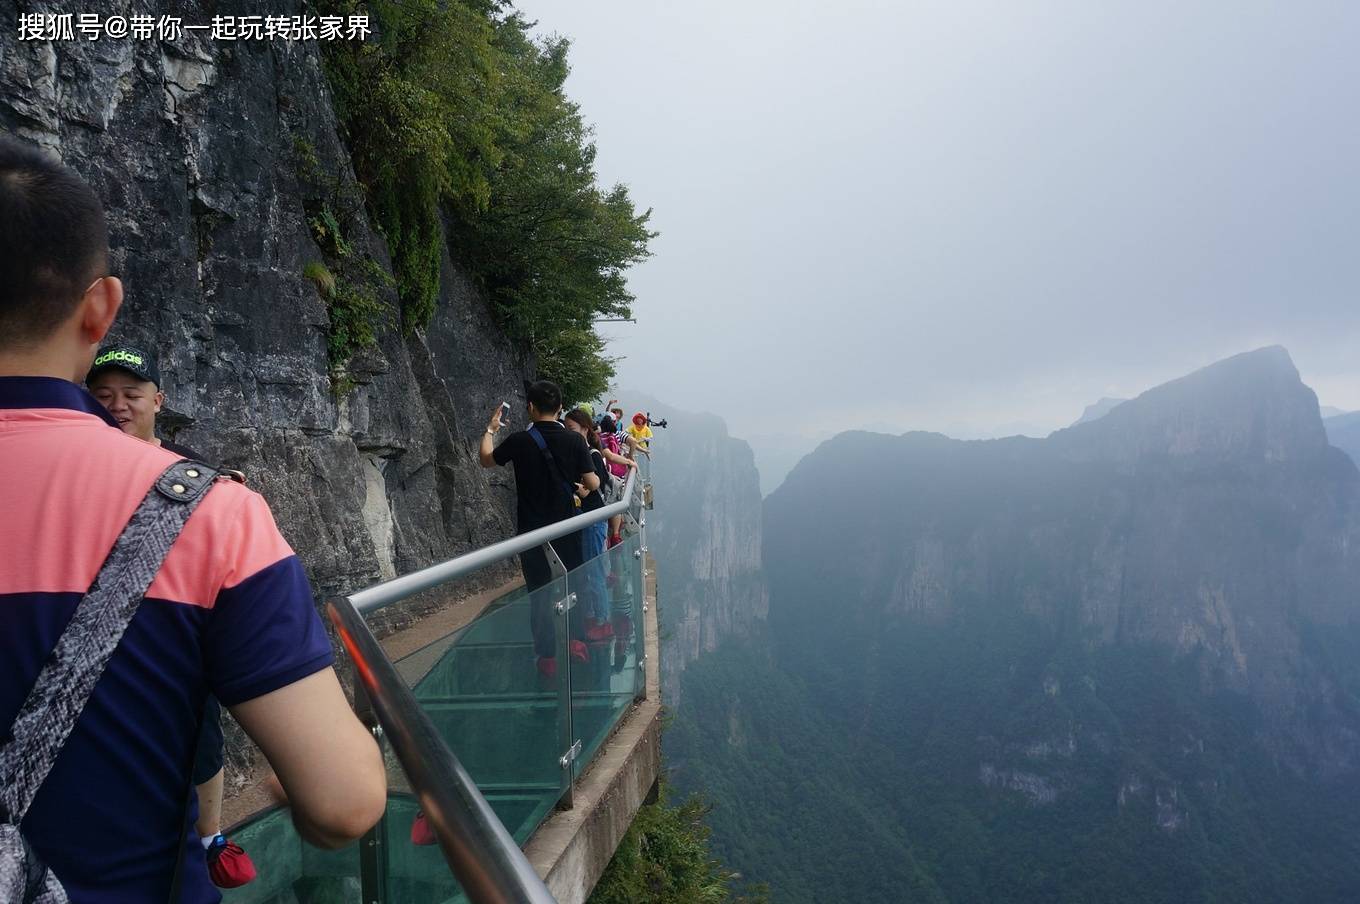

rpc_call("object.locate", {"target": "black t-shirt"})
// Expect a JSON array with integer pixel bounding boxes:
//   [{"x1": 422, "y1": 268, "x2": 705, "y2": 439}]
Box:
[{"x1": 493, "y1": 420, "x2": 596, "y2": 533}]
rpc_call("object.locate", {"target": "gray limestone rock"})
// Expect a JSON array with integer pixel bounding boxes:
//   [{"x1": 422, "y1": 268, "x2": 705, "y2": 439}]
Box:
[
  {"x1": 627, "y1": 394, "x2": 769, "y2": 706},
  {"x1": 0, "y1": 1, "x2": 533, "y2": 788}
]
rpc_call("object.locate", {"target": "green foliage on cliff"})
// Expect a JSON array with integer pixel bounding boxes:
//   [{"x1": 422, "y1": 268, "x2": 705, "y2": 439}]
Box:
[
  {"x1": 670, "y1": 625, "x2": 1360, "y2": 903},
  {"x1": 295, "y1": 138, "x2": 394, "y2": 384},
  {"x1": 588, "y1": 784, "x2": 769, "y2": 904},
  {"x1": 443, "y1": 16, "x2": 654, "y2": 403},
  {"x1": 318, "y1": 1, "x2": 653, "y2": 400}
]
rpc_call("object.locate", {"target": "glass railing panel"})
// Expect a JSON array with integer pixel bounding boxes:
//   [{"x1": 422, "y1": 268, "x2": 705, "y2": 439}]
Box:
[
  {"x1": 399, "y1": 575, "x2": 572, "y2": 816},
  {"x1": 223, "y1": 786, "x2": 559, "y2": 903},
  {"x1": 221, "y1": 807, "x2": 360, "y2": 904},
  {"x1": 224, "y1": 498, "x2": 653, "y2": 902},
  {"x1": 567, "y1": 529, "x2": 645, "y2": 782},
  {"x1": 378, "y1": 789, "x2": 559, "y2": 904},
  {"x1": 626, "y1": 526, "x2": 648, "y2": 694}
]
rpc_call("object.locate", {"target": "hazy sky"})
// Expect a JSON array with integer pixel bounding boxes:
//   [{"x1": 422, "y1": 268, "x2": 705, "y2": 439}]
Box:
[{"x1": 517, "y1": 0, "x2": 1360, "y2": 441}]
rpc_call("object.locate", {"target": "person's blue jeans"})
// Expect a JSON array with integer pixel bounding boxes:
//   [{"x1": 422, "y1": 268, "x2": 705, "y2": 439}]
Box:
[{"x1": 581, "y1": 520, "x2": 609, "y2": 622}]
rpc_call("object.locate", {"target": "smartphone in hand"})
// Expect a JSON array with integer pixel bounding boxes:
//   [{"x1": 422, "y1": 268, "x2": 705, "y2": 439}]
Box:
[{"x1": 500, "y1": 401, "x2": 511, "y2": 428}]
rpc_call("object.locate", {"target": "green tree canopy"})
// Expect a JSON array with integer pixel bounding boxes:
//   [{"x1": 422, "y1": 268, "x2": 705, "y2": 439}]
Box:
[{"x1": 320, "y1": 1, "x2": 654, "y2": 400}]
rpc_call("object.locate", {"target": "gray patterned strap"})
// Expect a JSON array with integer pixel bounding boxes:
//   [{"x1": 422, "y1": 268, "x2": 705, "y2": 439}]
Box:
[
  {"x1": 0, "y1": 823, "x2": 65, "y2": 903},
  {"x1": 0, "y1": 460, "x2": 220, "y2": 824}
]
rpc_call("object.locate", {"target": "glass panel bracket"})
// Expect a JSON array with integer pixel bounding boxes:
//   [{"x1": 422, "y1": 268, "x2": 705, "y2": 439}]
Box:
[{"x1": 559, "y1": 739, "x2": 583, "y2": 770}]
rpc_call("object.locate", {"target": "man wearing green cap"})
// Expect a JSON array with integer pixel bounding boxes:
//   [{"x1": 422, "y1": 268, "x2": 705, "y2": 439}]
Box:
[
  {"x1": 86, "y1": 345, "x2": 175, "y2": 449},
  {"x1": 86, "y1": 344, "x2": 258, "y2": 889}
]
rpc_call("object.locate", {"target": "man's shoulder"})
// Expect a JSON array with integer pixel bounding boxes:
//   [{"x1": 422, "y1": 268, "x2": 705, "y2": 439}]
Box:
[
  {"x1": 492, "y1": 428, "x2": 531, "y2": 465},
  {"x1": 159, "y1": 438, "x2": 204, "y2": 461},
  {"x1": 499, "y1": 428, "x2": 532, "y2": 449},
  {"x1": 549, "y1": 429, "x2": 589, "y2": 452}
]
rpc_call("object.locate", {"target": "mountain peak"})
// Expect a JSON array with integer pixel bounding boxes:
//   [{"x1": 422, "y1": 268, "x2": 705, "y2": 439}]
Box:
[
  {"x1": 1052, "y1": 347, "x2": 1327, "y2": 463},
  {"x1": 1073, "y1": 397, "x2": 1128, "y2": 426}
]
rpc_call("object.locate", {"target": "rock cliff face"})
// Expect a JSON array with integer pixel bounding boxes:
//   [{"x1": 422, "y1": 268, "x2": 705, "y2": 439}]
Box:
[
  {"x1": 672, "y1": 348, "x2": 1360, "y2": 902},
  {"x1": 766, "y1": 347, "x2": 1360, "y2": 776},
  {"x1": 0, "y1": 3, "x2": 528, "y2": 609},
  {"x1": 1, "y1": 3, "x2": 533, "y2": 783},
  {"x1": 1327, "y1": 410, "x2": 1360, "y2": 468},
  {"x1": 631, "y1": 395, "x2": 767, "y2": 704}
]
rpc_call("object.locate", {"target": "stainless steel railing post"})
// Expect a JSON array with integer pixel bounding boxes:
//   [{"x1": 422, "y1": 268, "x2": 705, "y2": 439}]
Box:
[{"x1": 329, "y1": 596, "x2": 558, "y2": 904}]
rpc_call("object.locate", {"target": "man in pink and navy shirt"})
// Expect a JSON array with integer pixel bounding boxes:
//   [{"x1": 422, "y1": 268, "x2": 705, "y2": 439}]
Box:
[{"x1": 0, "y1": 137, "x2": 386, "y2": 900}]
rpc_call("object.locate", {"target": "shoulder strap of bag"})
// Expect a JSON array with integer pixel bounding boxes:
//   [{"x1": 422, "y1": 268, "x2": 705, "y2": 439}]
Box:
[{"x1": 0, "y1": 460, "x2": 221, "y2": 827}]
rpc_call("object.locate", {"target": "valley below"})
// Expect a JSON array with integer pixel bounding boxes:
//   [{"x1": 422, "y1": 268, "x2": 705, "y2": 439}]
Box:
[{"x1": 657, "y1": 348, "x2": 1360, "y2": 903}]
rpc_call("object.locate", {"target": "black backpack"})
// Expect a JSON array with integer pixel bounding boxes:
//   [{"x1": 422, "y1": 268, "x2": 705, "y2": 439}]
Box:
[{"x1": 596, "y1": 448, "x2": 615, "y2": 497}]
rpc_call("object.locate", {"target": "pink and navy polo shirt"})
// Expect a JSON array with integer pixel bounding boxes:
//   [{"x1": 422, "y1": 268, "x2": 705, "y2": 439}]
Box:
[{"x1": 0, "y1": 377, "x2": 334, "y2": 903}]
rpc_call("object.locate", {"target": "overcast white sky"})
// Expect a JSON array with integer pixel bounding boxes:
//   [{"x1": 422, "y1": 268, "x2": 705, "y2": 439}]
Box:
[{"x1": 516, "y1": 0, "x2": 1360, "y2": 441}]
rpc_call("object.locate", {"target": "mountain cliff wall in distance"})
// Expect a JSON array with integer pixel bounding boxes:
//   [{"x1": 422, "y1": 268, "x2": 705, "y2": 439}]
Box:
[
  {"x1": 1326, "y1": 410, "x2": 1360, "y2": 468},
  {"x1": 624, "y1": 393, "x2": 768, "y2": 705},
  {"x1": 674, "y1": 347, "x2": 1360, "y2": 903}
]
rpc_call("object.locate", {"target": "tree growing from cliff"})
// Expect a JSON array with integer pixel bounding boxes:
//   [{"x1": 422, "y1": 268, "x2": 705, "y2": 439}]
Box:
[{"x1": 319, "y1": 1, "x2": 654, "y2": 402}]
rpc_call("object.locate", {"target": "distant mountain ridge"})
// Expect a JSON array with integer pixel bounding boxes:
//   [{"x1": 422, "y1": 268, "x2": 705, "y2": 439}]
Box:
[
  {"x1": 672, "y1": 347, "x2": 1360, "y2": 901},
  {"x1": 1073, "y1": 396, "x2": 1127, "y2": 425},
  {"x1": 770, "y1": 347, "x2": 1360, "y2": 759},
  {"x1": 1326, "y1": 410, "x2": 1360, "y2": 468},
  {"x1": 1049, "y1": 346, "x2": 1331, "y2": 464},
  {"x1": 620, "y1": 392, "x2": 768, "y2": 704}
]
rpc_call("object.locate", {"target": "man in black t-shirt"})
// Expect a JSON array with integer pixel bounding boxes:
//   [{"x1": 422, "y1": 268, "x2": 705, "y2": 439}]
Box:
[
  {"x1": 86, "y1": 344, "x2": 258, "y2": 890},
  {"x1": 480, "y1": 380, "x2": 600, "y2": 672}
]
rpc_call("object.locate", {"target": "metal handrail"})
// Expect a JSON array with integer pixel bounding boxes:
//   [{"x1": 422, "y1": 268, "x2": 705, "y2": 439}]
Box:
[
  {"x1": 326, "y1": 441, "x2": 654, "y2": 903},
  {"x1": 329, "y1": 596, "x2": 557, "y2": 904},
  {"x1": 352, "y1": 466, "x2": 643, "y2": 613}
]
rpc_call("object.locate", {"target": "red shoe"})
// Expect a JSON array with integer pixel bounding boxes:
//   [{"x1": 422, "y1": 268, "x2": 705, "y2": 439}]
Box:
[
  {"x1": 607, "y1": 534, "x2": 622, "y2": 549},
  {"x1": 570, "y1": 640, "x2": 590, "y2": 662},
  {"x1": 537, "y1": 656, "x2": 557, "y2": 679},
  {"x1": 410, "y1": 811, "x2": 437, "y2": 846},
  {"x1": 585, "y1": 618, "x2": 615, "y2": 642},
  {"x1": 206, "y1": 834, "x2": 257, "y2": 888}
]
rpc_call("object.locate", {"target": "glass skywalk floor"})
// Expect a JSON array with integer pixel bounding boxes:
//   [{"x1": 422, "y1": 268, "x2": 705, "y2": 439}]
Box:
[{"x1": 224, "y1": 532, "x2": 646, "y2": 904}]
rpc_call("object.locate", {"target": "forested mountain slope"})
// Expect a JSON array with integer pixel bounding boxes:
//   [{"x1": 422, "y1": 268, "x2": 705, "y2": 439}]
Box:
[{"x1": 672, "y1": 347, "x2": 1360, "y2": 903}]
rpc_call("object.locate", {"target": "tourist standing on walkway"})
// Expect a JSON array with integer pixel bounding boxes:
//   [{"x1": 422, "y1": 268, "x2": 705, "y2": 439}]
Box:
[
  {"x1": 596, "y1": 414, "x2": 638, "y2": 548},
  {"x1": 626, "y1": 412, "x2": 654, "y2": 450},
  {"x1": 86, "y1": 345, "x2": 257, "y2": 890},
  {"x1": 0, "y1": 136, "x2": 385, "y2": 902},
  {"x1": 480, "y1": 380, "x2": 600, "y2": 675},
  {"x1": 564, "y1": 408, "x2": 617, "y2": 639}
]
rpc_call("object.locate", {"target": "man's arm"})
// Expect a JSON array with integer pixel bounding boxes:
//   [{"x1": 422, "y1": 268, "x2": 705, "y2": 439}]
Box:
[
  {"x1": 479, "y1": 404, "x2": 503, "y2": 468},
  {"x1": 231, "y1": 668, "x2": 386, "y2": 849}
]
